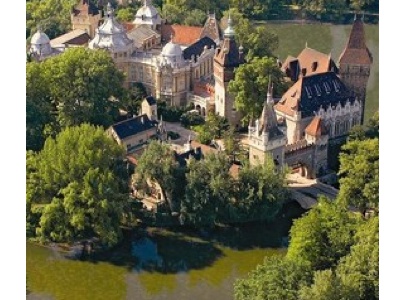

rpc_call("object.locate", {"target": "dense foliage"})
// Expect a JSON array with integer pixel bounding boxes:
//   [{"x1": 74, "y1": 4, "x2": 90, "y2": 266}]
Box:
[
  {"x1": 134, "y1": 142, "x2": 287, "y2": 226},
  {"x1": 26, "y1": 124, "x2": 129, "y2": 247},
  {"x1": 194, "y1": 113, "x2": 229, "y2": 144},
  {"x1": 228, "y1": 57, "x2": 289, "y2": 124},
  {"x1": 26, "y1": 48, "x2": 125, "y2": 150}
]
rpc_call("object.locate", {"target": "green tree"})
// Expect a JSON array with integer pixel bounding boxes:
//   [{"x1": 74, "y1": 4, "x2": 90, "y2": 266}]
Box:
[
  {"x1": 181, "y1": 153, "x2": 233, "y2": 226},
  {"x1": 232, "y1": 156, "x2": 287, "y2": 222},
  {"x1": 26, "y1": 61, "x2": 54, "y2": 151},
  {"x1": 222, "y1": 127, "x2": 243, "y2": 162},
  {"x1": 121, "y1": 82, "x2": 148, "y2": 117},
  {"x1": 26, "y1": 124, "x2": 128, "y2": 247},
  {"x1": 43, "y1": 47, "x2": 125, "y2": 128},
  {"x1": 287, "y1": 198, "x2": 361, "y2": 270},
  {"x1": 338, "y1": 138, "x2": 379, "y2": 215},
  {"x1": 26, "y1": 0, "x2": 78, "y2": 40},
  {"x1": 184, "y1": 9, "x2": 207, "y2": 26},
  {"x1": 116, "y1": 7, "x2": 135, "y2": 22},
  {"x1": 134, "y1": 141, "x2": 183, "y2": 212},
  {"x1": 223, "y1": 9, "x2": 279, "y2": 61},
  {"x1": 348, "y1": 111, "x2": 379, "y2": 142},
  {"x1": 194, "y1": 112, "x2": 229, "y2": 144},
  {"x1": 228, "y1": 56, "x2": 288, "y2": 124},
  {"x1": 234, "y1": 256, "x2": 313, "y2": 300},
  {"x1": 299, "y1": 269, "x2": 344, "y2": 300}
]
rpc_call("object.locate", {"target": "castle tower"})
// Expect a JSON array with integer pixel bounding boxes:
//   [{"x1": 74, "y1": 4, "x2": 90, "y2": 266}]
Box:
[
  {"x1": 248, "y1": 80, "x2": 287, "y2": 167},
  {"x1": 133, "y1": 0, "x2": 162, "y2": 31},
  {"x1": 338, "y1": 15, "x2": 372, "y2": 124},
  {"x1": 213, "y1": 15, "x2": 245, "y2": 127},
  {"x1": 71, "y1": 0, "x2": 101, "y2": 39}
]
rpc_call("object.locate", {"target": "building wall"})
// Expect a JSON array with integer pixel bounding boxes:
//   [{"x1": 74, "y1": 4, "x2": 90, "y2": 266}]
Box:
[
  {"x1": 71, "y1": 13, "x2": 100, "y2": 39},
  {"x1": 111, "y1": 127, "x2": 157, "y2": 152}
]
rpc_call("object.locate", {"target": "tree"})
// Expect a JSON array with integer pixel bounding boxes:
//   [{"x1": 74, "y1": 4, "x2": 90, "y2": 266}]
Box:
[
  {"x1": 338, "y1": 138, "x2": 379, "y2": 215},
  {"x1": 222, "y1": 9, "x2": 279, "y2": 61},
  {"x1": 228, "y1": 56, "x2": 288, "y2": 124},
  {"x1": 181, "y1": 153, "x2": 233, "y2": 226},
  {"x1": 348, "y1": 111, "x2": 379, "y2": 142},
  {"x1": 299, "y1": 270, "x2": 344, "y2": 300},
  {"x1": 121, "y1": 82, "x2": 148, "y2": 117},
  {"x1": 26, "y1": 0, "x2": 77, "y2": 40},
  {"x1": 26, "y1": 61, "x2": 54, "y2": 151},
  {"x1": 43, "y1": 47, "x2": 125, "y2": 128},
  {"x1": 234, "y1": 256, "x2": 313, "y2": 300},
  {"x1": 287, "y1": 198, "x2": 361, "y2": 270},
  {"x1": 134, "y1": 141, "x2": 183, "y2": 212},
  {"x1": 336, "y1": 216, "x2": 379, "y2": 300},
  {"x1": 222, "y1": 128, "x2": 243, "y2": 162},
  {"x1": 232, "y1": 156, "x2": 287, "y2": 222},
  {"x1": 26, "y1": 124, "x2": 128, "y2": 247},
  {"x1": 116, "y1": 7, "x2": 135, "y2": 22},
  {"x1": 194, "y1": 112, "x2": 229, "y2": 144},
  {"x1": 183, "y1": 9, "x2": 207, "y2": 26}
]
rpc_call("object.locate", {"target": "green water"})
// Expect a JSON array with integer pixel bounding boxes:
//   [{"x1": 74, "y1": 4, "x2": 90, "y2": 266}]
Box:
[{"x1": 27, "y1": 203, "x2": 306, "y2": 300}]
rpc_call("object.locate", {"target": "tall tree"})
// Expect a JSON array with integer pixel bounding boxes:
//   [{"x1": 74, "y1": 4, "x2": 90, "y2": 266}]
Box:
[
  {"x1": 181, "y1": 153, "x2": 233, "y2": 226},
  {"x1": 228, "y1": 56, "x2": 288, "y2": 124},
  {"x1": 223, "y1": 9, "x2": 279, "y2": 61},
  {"x1": 134, "y1": 141, "x2": 182, "y2": 212},
  {"x1": 27, "y1": 124, "x2": 128, "y2": 247},
  {"x1": 234, "y1": 256, "x2": 313, "y2": 300},
  {"x1": 44, "y1": 47, "x2": 125, "y2": 128},
  {"x1": 338, "y1": 138, "x2": 379, "y2": 215},
  {"x1": 287, "y1": 198, "x2": 361, "y2": 270}
]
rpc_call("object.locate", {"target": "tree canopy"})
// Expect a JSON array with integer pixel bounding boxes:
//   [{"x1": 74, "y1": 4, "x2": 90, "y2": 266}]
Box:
[
  {"x1": 228, "y1": 56, "x2": 288, "y2": 124},
  {"x1": 26, "y1": 47, "x2": 125, "y2": 150},
  {"x1": 26, "y1": 124, "x2": 128, "y2": 247},
  {"x1": 338, "y1": 138, "x2": 379, "y2": 215}
]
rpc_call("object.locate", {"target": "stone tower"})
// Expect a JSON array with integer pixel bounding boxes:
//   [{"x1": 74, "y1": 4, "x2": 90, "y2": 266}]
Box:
[
  {"x1": 213, "y1": 15, "x2": 245, "y2": 127},
  {"x1": 338, "y1": 15, "x2": 373, "y2": 124},
  {"x1": 71, "y1": 0, "x2": 101, "y2": 39},
  {"x1": 248, "y1": 81, "x2": 287, "y2": 168}
]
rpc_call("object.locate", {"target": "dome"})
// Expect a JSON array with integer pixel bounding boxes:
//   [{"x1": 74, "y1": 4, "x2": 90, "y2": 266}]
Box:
[
  {"x1": 133, "y1": 0, "x2": 161, "y2": 27},
  {"x1": 161, "y1": 41, "x2": 183, "y2": 57},
  {"x1": 224, "y1": 15, "x2": 235, "y2": 38},
  {"x1": 30, "y1": 29, "x2": 52, "y2": 56},
  {"x1": 88, "y1": 4, "x2": 133, "y2": 53}
]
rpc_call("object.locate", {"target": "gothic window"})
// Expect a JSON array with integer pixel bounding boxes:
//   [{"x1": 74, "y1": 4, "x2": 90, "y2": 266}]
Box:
[{"x1": 335, "y1": 121, "x2": 341, "y2": 136}]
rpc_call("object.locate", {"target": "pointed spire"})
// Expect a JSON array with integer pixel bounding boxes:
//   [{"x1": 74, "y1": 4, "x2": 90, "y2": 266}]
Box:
[
  {"x1": 305, "y1": 41, "x2": 308, "y2": 48},
  {"x1": 224, "y1": 13, "x2": 235, "y2": 38},
  {"x1": 106, "y1": 2, "x2": 114, "y2": 18}
]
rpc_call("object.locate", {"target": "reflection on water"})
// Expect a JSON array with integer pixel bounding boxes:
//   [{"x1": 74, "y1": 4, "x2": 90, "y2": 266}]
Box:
[{"x1": 27, "y1": 202, "x2": 306, "y2": 300}]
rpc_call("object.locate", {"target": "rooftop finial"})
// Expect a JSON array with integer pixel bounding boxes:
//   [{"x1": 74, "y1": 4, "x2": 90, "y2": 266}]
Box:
[
  {"x1": 267, "y1": 75, "x2": 274, "y2": 104},
  {"x1": 106, "y1": 2, "x2": 113, "y2": 17},
  {"x1": 354, "y1": 13, "x2": 357, "y2": 21},
  {"x1": 305, "y1": 41, "x2": 308, "y2": 48},
  {"x1": 224, "y1": 12, "x2": 235, "y2": 38}
]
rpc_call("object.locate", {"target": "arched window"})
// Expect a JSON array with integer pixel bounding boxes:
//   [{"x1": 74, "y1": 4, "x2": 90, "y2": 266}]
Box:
[{"x1": 335, "y1": 121, "x2": 341, "y2": 136}]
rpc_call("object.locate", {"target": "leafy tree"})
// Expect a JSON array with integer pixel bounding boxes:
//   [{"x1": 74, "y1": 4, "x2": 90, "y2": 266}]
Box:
[
  {"x1": 26, "y1": 124, "x2": 128, "y2": 247},
  {"x1": 299, "y1": 269, "x2": 344, "y2": 300},
  {"x1": 234, "y1": 256, "x2": 313, "y2": 300},
  {"x1": 26, "y1": 0, "x2": 78, "y2": 40},
  {"x1": 336, "y1": 216, "x2": 379, "y2": 300},
  {"x1": 228, "y1": 56, "x2": 288, "y2": 124},
  {"x1": 183, "y1": 9, "x2": 207, "y2": 26},
  {"x1": 193, "y1": 112, "x2": 229, "y2": 144},
  {"x1": 44, "y1": 47, "x2": 125, "y2": 128},
  {"x1": 348, "y1": 111, "x2": 379, "y2": 142},
  {"x1": 232, "y1": 156, "x2": 287, "y2": 222},
  {"x1": 134, "y1": 141, "x2": 183, "y2": 212},
  {"x1": 223, "y1": 9, "x2": 279, "y2": 61},
  {"x1": 116, "y1": 6, "x2": 135, "y2": 22},
  {"x1": 121, "y1": 82, "x2": 148, "y2": 117},
  {"x1": 287, "y1": 198, "x2": 361, "y2": 270},
  {"x1": 222, "y1": 127, "x2": 243, "y2": 162},
  {"x1": 181, "y1": 153, "x2": 233, "y2": 226},
  {"x1": 338, "y1": 138, "x2": 379, "y2": 215},
  {"x1": 26, "y1": 62, "x2": 54, "y2": 151}
]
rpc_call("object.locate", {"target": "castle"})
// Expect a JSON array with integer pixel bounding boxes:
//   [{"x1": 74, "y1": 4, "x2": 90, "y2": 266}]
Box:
[{"x1": 28, "y1": 1, "x2": 372, "y2": 179}]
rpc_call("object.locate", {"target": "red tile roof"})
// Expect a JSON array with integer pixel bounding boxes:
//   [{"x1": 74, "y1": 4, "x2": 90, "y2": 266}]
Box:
[
  {"x1": 160, "y1": 24, "x2": 203, "y2": 45},
  {"x1": 338, "y1": 18, "x2": 373, "y2": 65},
  {"x1": 305, "y1": 116, "x2": 328, "y2": 137}
]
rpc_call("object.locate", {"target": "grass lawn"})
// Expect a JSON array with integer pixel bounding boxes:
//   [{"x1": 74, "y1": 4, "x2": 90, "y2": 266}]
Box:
[{"x1": 256, "y1": 22, "x2": 379, "y2": 121}]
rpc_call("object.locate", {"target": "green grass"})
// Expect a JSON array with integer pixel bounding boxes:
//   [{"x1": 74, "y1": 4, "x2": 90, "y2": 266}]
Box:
[{"x1": 257, "y1": 22, "x2": 379, "y2": 121}]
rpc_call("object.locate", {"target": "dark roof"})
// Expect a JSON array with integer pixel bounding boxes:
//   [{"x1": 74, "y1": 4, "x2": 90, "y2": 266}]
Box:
[
  {"x1": 339, "y1": 17, "x2": 373, "y2": 65},
  {"x1": 183, "y1": 37, "x2": 216, "y2": 62},
  {"x1": 145, "y1": 96, "x2": 157, "y2": 106},
  {"x1": 276, "y1": 72, "x2": 356, "y2": 118},
  {"x1": 111, "y1": 115, "x2": 157, "y2": 140}
]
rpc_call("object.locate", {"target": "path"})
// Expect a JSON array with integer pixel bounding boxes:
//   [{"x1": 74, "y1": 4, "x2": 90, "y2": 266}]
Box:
[{"x1": 164, "y1": 122, "x2": 197, "y2": 146}]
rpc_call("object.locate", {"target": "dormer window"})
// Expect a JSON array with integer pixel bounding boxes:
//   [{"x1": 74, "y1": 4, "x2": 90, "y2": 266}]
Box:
[{"x1": 311, "y1": 61, "x2": 318, "y2": 72}]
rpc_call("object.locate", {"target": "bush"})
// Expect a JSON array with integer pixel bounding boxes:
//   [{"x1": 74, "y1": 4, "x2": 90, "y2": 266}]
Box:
[{"x1": 180, "y1": 112, "x2": 205, "y2": 128}]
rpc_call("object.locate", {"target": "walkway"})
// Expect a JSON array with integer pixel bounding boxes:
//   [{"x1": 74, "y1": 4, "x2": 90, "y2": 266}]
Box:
[{"x1": 164, "y1": 121, "x2": 197, "y2": 146}]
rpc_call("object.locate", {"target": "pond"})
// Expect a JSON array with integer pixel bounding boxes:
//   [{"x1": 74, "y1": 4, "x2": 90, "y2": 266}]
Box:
[{"x1": 27, "y1": 202, "x2": 306, "y2": 300}]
